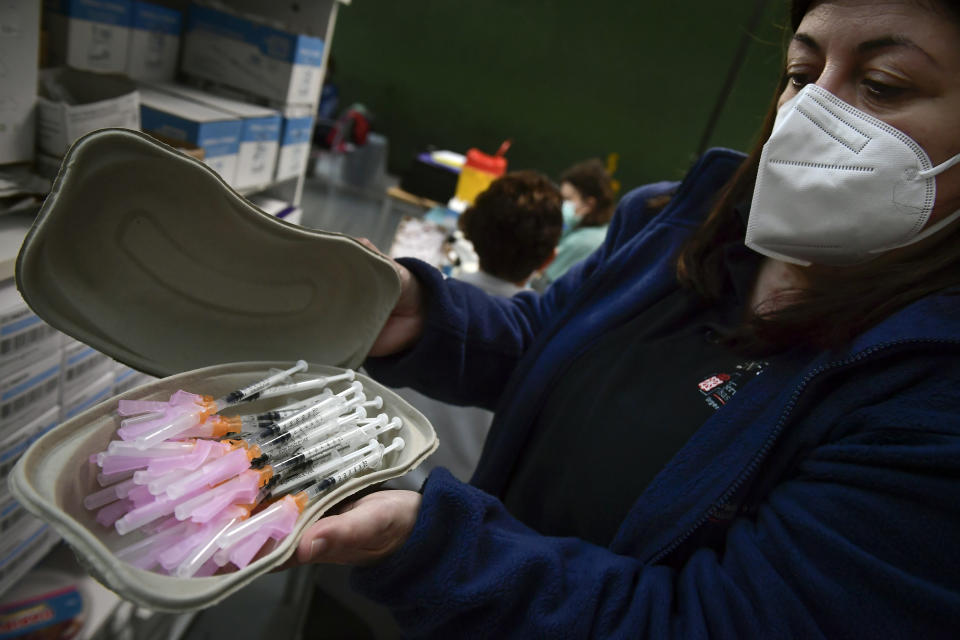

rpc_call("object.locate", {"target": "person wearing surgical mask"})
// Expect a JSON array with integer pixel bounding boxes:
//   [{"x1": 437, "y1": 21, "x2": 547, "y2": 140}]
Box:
[
  {"x1": 291, "y1": 1, "x2": 960, "y2": 637},
  {"x1": 539, "y1": 158, "x2": 616, "y2": 285}
]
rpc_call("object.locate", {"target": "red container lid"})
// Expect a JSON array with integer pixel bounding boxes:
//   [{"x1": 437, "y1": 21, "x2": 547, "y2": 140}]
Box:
[{"x1": 464, "y1": 140, "x2": 510, "y2": 176}]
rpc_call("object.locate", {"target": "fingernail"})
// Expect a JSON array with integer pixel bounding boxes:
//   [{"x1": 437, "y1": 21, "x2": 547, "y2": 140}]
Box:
[{"x1": 310, "y1": 538, "x2": 327, "y2": 559}]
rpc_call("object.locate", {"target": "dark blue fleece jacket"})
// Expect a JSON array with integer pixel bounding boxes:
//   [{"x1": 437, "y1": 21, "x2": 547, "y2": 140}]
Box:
[{"x1": 356, "y1": 149, "x2": 960, "y2": 639}]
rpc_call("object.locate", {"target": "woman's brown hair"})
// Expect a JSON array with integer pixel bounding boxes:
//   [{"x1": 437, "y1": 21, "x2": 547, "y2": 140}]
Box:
[
  {"x1": 560, "y1": 159, "x2": 616, "y2": 227},
  {"x1": 677, "y1": 0, "x2": 960, "y2": 352}
]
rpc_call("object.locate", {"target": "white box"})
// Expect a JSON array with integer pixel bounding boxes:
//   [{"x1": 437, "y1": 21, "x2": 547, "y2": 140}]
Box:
[
  {"x1": 149, "y1": 83, "x2": 281, "y2": 190},
  {"x1": 0, "y1": 0, "x2": 40, "y2": 164},
  {"x1": 60, "y1": 341, "x2": 112, "y2": 396},
  {"x1": 181, "y1": 3, "x2": 325, "y2": 107},
  {"x1": 125, "y1": 1, "x2": 182, "y2": 81},
  {"x1": 45, "y1": 0, "x2": 133, "y2": 74},
  {"x1": 36, "y1": 67, "x2": 140, "y2": 157},
  {"x1": 112, "y1": 363, "x2": 154, "y2": 396},
  {"x1": 60, "y1": 369, "x2": 114, "y2": 423},
  {"x1": 0, "y1": 405, "x2": 59, "y2": 478},
  {"x1": 0, "y1": 351, "x2": 60, "y2": 430},
  {"x1": 139, "y1": 86, "x2": 243, "y2": 185},
  {"x1": 275, "y1": 107, "x2": 315, "y2": 182},
  {"x1": 0, "y1": 283, "x2": 62, "y2": 378}
]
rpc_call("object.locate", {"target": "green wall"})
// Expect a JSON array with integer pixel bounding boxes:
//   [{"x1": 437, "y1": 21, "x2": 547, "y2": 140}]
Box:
[{"x1": 330, "y1": 0, "x2": 790, "y2": 193}]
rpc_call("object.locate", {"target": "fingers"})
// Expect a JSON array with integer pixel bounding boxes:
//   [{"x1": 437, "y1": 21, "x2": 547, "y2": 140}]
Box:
[{"x1": 295, "y1": 491, "x2": 422, "y2": 567}]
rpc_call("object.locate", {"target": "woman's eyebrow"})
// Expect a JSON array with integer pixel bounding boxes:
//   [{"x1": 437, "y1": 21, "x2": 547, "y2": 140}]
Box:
[
  {"x1": 857, "y1": 35, "x2": 939, "y2": 68},
  {"x1": 792, "y1": 31, "x2": 938, "y2": 68}
]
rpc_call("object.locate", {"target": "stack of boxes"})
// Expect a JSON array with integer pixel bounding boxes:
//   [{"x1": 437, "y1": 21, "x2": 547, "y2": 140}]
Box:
[
  {"x1": 0, "y1": 283, "x2": 63, "y2": 596},
  {"x1": 0, "y1": 0, "x2": 41, "y2": 164},
  {"x1": 0, "y1": 278, "x2": 157, "y2": 596},
  {"x1": 7, "y1": 1, "x2": 326, "y2": 199},
  {"x1": 179, "y1": 2, "x2": 324, "y2": 186}
]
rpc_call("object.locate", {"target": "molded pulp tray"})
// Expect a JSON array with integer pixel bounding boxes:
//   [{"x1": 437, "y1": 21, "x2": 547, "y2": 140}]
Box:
[{"x1": 9, "y1": 362, "x2": 438, "y2": 612}]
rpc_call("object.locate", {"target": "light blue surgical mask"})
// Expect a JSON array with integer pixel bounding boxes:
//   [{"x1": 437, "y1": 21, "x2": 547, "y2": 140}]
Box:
[{"x1": 561, "y1": 200, "x2": 579, "y2": 232}]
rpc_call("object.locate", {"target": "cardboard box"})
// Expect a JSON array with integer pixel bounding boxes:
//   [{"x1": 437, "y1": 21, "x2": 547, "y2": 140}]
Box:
[
  {"x1": 0, "y1": 351, "x2": 60, "y2": 431},
  {"x1": 139, "y1": 86, "x2": 242, "y2": 185},
  {"x1": 180, "y1": 3, "x2": 325, "y2": 107},
  {"x1": 36, "y1": 67, "x2": 140, "y2": 157},
  {"x1": 0, "y1": 283, "x2": 62, "y2": 378},
  {"x1": 149, "y1": 83, "x2": 281, "y2": 190},
  {"x1": 60, "y1": 369, "x2": 113, "y2": 423},
  {"x1": 0, "y1": 0, "x2": 40, "y2": 164},
  {"x1": 275, "y1": 107, "x2": 315, "y2": 182},
  {"x1": 125, "y1": 1, "x2": 182, "y2": 81},
  {"x1": 0, "y1": 405, "x2": 59, "y2": 479},
  {"x1": 112, "y1": 363, "x2": 154, "y2": 395},
  {"x1": 60, "y1": 341, "x2": 112, "y2": 397},
  {"x1": 45, "y1": 0, "x2": 133, "y2": 73}
]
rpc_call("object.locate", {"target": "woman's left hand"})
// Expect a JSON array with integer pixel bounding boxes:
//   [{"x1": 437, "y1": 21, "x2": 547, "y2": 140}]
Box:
[{"x1": 295, "y1": 490, "x2": 422, "y2": 566}]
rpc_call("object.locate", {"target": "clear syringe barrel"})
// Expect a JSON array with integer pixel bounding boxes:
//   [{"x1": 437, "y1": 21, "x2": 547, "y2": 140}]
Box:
[
  {"x1": 301, "y1": 438, "x2": 404, "y2": 502},
  {"x1": 259, "y1": 406, "x2": 368, "y2": 465},
  {"x1": 253, "y1": 370, "x2": 356, "y2": 401},
  {"x1": 283, "y1": 392, "x2": 365, "y2": 441},
  {"x1": 268, "y1": 440, "x2": 380, "y2": 498},
  {"x1": 296, "y1": 415, "x2": 399, "y2": 465},
  {"x1": 270, "y1": 382, "x2": 362, "y2": 434},
  {"x1": 219, "y1": 360, "x2": 308, "y2": 406}
]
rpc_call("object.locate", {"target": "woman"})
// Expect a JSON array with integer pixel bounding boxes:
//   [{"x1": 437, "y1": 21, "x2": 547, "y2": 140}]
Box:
[
  {"x1": 541, "y1": 158, "x2": 617, "y2": 284},
  {"x1": 294, "y1": 1, "x2": 960, "y2": 637}
]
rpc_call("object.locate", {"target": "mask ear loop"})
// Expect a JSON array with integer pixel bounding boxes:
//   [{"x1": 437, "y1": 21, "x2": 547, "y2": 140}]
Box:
[{"x1": 917, "y1": 151, "x2": 960, "y2": 179}]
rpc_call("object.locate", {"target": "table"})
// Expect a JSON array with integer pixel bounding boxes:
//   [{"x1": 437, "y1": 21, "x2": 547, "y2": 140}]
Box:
[{"x1": 376, "y1": 186, "x2": 443, "y2": 247}]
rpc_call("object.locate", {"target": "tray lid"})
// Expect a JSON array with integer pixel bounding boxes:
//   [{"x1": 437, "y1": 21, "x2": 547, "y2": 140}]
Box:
[{"x1": 16, "y1": 129, "x2": 401, "y2": 377}]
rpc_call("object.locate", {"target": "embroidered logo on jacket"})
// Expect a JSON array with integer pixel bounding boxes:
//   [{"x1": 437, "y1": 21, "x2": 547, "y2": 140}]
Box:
[{"x1": 699, "y1": 361, "x2": 768, "y2": 410}]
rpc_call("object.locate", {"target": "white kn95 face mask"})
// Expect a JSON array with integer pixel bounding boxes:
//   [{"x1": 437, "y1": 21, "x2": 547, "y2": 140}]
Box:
[{"x1": 746, "y1": 83, "x2": 960, "y2": 266}]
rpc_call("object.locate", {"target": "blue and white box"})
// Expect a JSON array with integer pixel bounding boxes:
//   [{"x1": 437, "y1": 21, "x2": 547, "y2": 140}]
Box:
[
  {"x1": 60, "y1": 341, "x2": 113, "y2": 398},
  {"x1": 275, "y1": 107, "x2": 316, "y2": 182},
  {"x1": 0, "y1": 283, "x2": 61, "y2": 378},
  {"x1": 113, "y1": 362, "x2": 155, "y2": 396},
  {"x1": 45, "y1": 0, "x2": 133, "y2": 73},
  {"x1": 0, "y1": 406, "x2": 59, "y2": 479},
  {"x1": 139, "y1": 86, "x2": 243, "y2": 186},
  {"x1": 150, "y1": 83, "x2": 281, "y2": 190},
  {"x1": 0, "y1": 352, "x2": 60, "y2": 431},
  {"x1": 125, "y1": 1, "x2": 182, "y2": 81},
  {"x1": 181, "y1": 3, "x2": 325, "y2": 107},
  {"x1": 61, "y1": 370, "x2": 114, "y2": 423}
]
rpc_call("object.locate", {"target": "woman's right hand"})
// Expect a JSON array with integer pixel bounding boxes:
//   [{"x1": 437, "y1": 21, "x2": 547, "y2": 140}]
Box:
[{"x1": 357, "y1": 238, "x2": 425, "y2": 357}]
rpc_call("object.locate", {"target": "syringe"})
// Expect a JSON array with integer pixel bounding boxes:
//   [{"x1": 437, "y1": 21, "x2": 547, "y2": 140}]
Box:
[
  {"x1": 246, "y1": 370, "x2": 356, "y2": 402},
  {"x1": 251, "y1": 403, "x2": 372, "y2": 467},
  {"x1": 247, "y1": 382, "x2": 363, "y2": 445},
  {"x1": 213, "y1": 360, "x2": 308, "y2": 409}
]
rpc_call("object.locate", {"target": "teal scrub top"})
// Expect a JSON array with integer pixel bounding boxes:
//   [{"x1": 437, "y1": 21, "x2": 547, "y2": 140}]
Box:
[{"x1": 544, "y1": 224, "x2": 609, "y2": 283}]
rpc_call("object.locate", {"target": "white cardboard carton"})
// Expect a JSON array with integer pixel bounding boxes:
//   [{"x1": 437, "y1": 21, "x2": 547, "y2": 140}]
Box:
[
  {"x1": 60, "y1": 369, "x2": 113, "y2": 423},
  {"x1": 148, "y1": 83, "x2": 281, "y2": 190},
  {"x1": 60, "y1": 342, "x2": 113, "y2": 398},
  {"x1": 139, "y1": 86, "x2": 242, "y2": 185},
  {"x1": 0, "y1": 282, "x2": 62, "y2": 378},
  {"x1": 180, "y1": 3, "x2": 325, "y2": 107},
  {"x1": 0, "y1": 351, "x2": 60, "y2": 431},
  {"x1": 275, "y1": 106, "x2": 315, "y2": 182},
  {"x1": 36, "y1": 68, "x2": 140, "y2": 157},
  {"x1": 0, "y1": 0, "x2": 40, "y2": 164},
  {"x1": 125, "y1": 1, "x2": 182, "y2": 81},
  {"x1": 45, "y1": 0, "x2": 133, "y2": 74},
  {"x1": 0, "y1": 405, "x2": 59, "y2": 479}
]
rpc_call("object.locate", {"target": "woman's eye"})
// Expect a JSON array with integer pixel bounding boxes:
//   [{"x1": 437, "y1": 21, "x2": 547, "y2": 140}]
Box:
[
  {"x1": 863, "y1": 79, "x2": 907, "y2": 100},
  {"x1": 788, "y1": 74, "x2": 809, "y2": 90}
]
